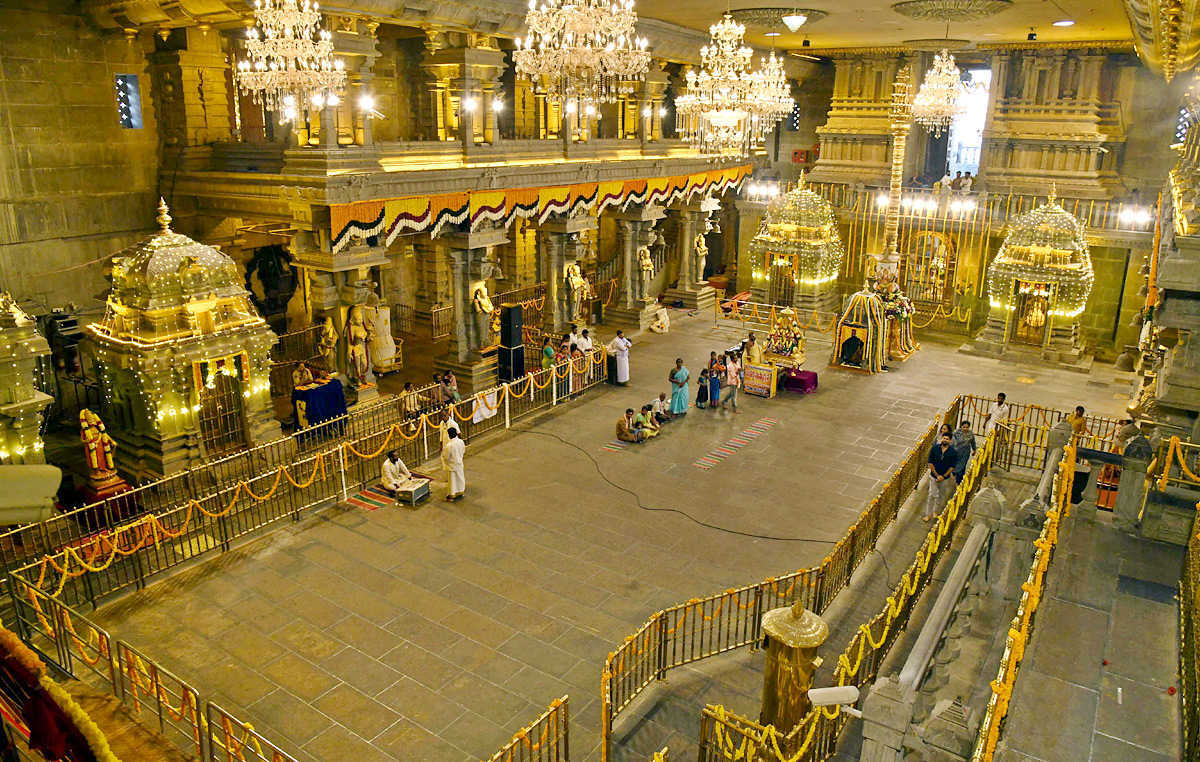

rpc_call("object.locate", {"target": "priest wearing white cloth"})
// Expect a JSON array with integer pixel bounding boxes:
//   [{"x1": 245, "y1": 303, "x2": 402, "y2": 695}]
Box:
[
  {"x1": 381, "y1": 450, "x2": 412, "y2": 500},
  {"x1": 608, "y1": 329, "x2": 632, "y2": 385},
  {"x1": 442, "y1": 429, "x2": 466, "y2": 501}
]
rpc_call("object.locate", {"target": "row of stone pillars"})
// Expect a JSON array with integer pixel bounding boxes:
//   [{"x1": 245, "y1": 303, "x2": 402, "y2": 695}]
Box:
[{"x1": 289, "y1": 202, "x2": 720, "y2": 394}]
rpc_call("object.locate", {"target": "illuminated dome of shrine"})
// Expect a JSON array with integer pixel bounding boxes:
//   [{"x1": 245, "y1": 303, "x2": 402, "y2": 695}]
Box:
[
  {"x1": 749, "y1": 178, "x2": 845, "y2": 286},
  {"x1": 106, "y1": 199, "x2": 243, "y2": 310},
  {"x1": 986, "y1": 188, "x2": 1094, "y2": 318},
  {"x1": 93, "y1": 199, "x2": 262, "y2": 346}
]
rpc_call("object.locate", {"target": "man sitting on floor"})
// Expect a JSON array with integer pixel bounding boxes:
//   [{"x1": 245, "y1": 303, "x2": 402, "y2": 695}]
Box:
[
  {"x1": 381, "y1": 450, "x2": 412, "y2": 500},
  {"x1": 651, "y1": 392, "x2": 672, "y2": 424},
  {"x1": 617, "y1": 408, "x2": 645, "y2": 443}
]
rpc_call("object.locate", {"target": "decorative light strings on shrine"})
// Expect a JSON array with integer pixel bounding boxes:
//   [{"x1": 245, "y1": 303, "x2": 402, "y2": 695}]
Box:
[
  {"x1": 234, "y1": 0, "x2": 346, "y2": 122},
  {"x1": 676, "y1": 13, "x2": 794, "y2": 157},
  {"x1": 514, "y1": 0, "x2": 651, "y2": 110}
]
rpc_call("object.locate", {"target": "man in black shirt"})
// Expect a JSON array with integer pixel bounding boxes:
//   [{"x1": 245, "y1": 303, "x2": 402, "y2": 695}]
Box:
[{"x1": 925, "y1": 433, "x2": 957, "y2": 522}]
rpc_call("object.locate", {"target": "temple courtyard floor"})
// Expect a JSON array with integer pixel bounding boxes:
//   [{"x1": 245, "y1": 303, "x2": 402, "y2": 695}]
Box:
[{"x1": 87, "y1": 312, "x2": 1131, "y2": 762}]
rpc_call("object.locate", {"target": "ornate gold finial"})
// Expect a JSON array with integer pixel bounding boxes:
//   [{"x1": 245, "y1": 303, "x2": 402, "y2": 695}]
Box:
[
  {"x1": 797, "y1": 169, "x2": 805, "y2": 192},
  {"x1": 157, "y1": 197, "x2": 172, "y2": 232},
  {"x1": 1047, "y1": 183, "x2": 1057, "y2": 206}
]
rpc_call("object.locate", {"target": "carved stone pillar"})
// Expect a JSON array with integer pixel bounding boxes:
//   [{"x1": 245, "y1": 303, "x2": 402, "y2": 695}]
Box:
[
  {"x1": 639, "y1": 62, "x2": 670, "y2": 144},
  {"x1": 660, "y1": 207, "x2": 717, "y2": 310},
  {"x1": 423, "y1": 33, "x2": 507, "y2": 149},
  {"x1": 606, "y1": 206, "x2": 666, "y2": 330},
  {"x1": 433, "y1": 227, "x2": 509, "y2": 393},
  {"x1": 149, "y1": 27, "x2": 233, "y2": 150},
  {"x1": 538, "y1": 215, "x2": 598, "y2": 333}
]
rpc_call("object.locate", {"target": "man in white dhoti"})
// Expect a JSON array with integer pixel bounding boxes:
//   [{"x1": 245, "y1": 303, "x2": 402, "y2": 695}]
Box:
[
  {"x1": 381, "y1": 450, "x2": 412, "y2": 501},
  {"x1": 608, "y1": 330, "x2": 632, "y2": 385},
  {"x1": 442, "y1": 429, "x2": 466, "y2": 501},
  {"x1": 983, "y1": 392, "x2": 1009, "y2": 435}
]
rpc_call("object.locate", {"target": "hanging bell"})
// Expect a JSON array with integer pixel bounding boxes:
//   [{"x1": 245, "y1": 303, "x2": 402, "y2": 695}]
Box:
[
  {"x1": 1130, "y1": 311, "x2": 1145, "y2": 328},
  {"x1": 1138, "y1": 283, "x2": 1150, "y2": 297},
  {"x1": 1139, "y1": 263, "x2": 1151, "y2": 276}
]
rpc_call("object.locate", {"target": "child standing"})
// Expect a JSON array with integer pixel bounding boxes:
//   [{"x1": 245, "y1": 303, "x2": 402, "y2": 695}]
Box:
[{"x1": 696, "y1": 369, "x2": 710, "y2": 409}]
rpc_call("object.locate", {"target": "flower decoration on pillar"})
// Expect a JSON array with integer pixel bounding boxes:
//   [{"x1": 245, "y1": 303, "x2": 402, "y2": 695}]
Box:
[
  {"x1": 514, "y1": 0, "x2": 651, "y2": 110},
  {"x1": 234, "y1": 0, "x2": 346, "y2": 121}
]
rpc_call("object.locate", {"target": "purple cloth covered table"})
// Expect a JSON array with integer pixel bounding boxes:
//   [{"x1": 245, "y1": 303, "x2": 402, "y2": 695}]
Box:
[{"x1": 782, "y1": 369, "x2": 818, "y2": 394}]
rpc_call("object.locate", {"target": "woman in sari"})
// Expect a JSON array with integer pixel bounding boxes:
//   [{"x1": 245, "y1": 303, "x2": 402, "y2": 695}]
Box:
[
  {"x1": 541, "y1": 336, "x2": 555, "y2": 371},
  {"x1": 570, "y1": 343, "x2": 585, "y2": 394},
  {"x1": 669, "y1": 358, "x2": 690, "y2": 415}
]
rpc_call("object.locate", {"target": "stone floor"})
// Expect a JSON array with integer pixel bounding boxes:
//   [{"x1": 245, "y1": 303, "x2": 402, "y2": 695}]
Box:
[
  {"x1": 1001, "y1": 509, "x2": 1184, "y2": 762},
  {"x1": 86, "y1": 312, "x2": 1132, "y2": 762}
]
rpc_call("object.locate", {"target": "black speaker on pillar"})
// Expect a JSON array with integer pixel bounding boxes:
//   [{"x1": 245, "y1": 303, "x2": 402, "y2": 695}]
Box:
[
  {"x1": 500, "y1": 304, "x2": 523, "y2": 348},
  {"x1": 499, "y1": 346, "x2": 525, "y2": 381}
]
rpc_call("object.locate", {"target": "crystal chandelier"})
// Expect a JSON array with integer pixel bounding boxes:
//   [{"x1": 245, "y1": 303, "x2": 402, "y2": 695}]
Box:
[
  {"x1": 677, "y1": 14, "x2": 793, "y2": 157},
  {"x1": 235, "y1": 0, "x2": 346, "y2": 122},
  {"x1": 514, "y1": 0, "x2": 651, "y2": 108},
  {"x1": 911, "y1": 49, "x2": 966, "y2": 136}
]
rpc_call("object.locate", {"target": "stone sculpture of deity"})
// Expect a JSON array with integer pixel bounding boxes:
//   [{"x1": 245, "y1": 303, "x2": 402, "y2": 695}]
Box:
[
  {"x1": 345, "y1": 307, "x2": 372, "y2": 387},
  {"x1": 693, "y1": 233, "x2": 708, "y2": 285},
  {"x1": 472, "y1": 286, "x2": 496, "y2": 350},
  {"x1": 80, "y1": 408, "x2": 117, "y2": 483},
  {"x1": 636, "y1": 246, "x2": 655, "y2": 302}
]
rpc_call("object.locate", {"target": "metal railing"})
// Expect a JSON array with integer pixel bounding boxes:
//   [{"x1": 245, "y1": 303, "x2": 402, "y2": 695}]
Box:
[
  {"x1": 601, "y1": 397, "x2": 954, "y2": 759},
  {"x1": 697, "y1": 428, "x2": 999, "y2": 762},
  {"x1": 393, "y1": 304, "x2": 416, "y2": 336},
  {"x1": 970, "y1": 443, "x2": 1075, "y2": 762},
  {"x1": 955, "y1": 395, "x2": 1122, "y2": 471},
  {"x1": 268, "y1": 324, "x2": 325, "y2": 398},
  {"x1": 713, "y1": 297, "x2": 839, "y2": 336},
  {"x1": 431, "y1": 303, "x2": 454, "y2": 340},
  {"x1": 1182, "y1": 519, "x2": 1200, "y2": 762},
  {"x1": 208, "y1": 703, "x2": 300, "y2": 762},
  {"x1": 485, "y1": 697, "x2": 569, "y2": 762}
]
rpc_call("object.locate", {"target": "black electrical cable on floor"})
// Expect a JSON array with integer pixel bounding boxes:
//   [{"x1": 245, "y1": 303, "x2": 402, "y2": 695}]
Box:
[{"x1": 510, "y1": 426, "x2": 839, "y2": 545}]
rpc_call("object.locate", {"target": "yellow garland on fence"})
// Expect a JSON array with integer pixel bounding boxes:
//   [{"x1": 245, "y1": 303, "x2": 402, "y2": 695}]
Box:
[
  {"x1": 909, "y1": 303, "x2": 972, "y2": 330},
  {"x1": 39, "y1": 674, "x2": 122, "y2": 762},
  {"x1": 61, "y1": 609, "x2": 109, "y2": 668},
  {"x1": 507, "y1": 376, "x2": 534, "y2": 398},
  {"x1": 242, "y1": 468, "x2": 283, "y2": 502},
  {"x1": 1159, "y1": 436, "x2": 1200, "y2": 488}
]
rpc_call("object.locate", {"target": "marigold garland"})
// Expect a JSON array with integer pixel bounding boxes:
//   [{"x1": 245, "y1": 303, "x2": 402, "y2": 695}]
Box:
[{"x1": 38, "y1": 675, "x2": 121, "y2": 762}]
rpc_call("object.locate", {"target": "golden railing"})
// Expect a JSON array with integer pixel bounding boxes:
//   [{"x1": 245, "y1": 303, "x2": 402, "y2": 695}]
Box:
[
  {"x1": 713, "y1": 297, "x2": 839, "y2": 335},
  {"x1": 955, "y1": 395, "x2": 1122, "y2": 471},
  {"x1": 1154, "y1": 436, "x2": 1200, "y2": 491},
  {"x1": 601, "y1": 397, "x2": 958, "y2": 760},
  {"x1": 1182, "y1": 518, "x2": 1200, "y2": 762},
  {"x1": 969, "y1": 442, "x2": 1075, "y2": 762},
  {"x1": 483, "y1": 696, "x2": 569, "y2": 762},
  {"x1": 696, "y1": 427, "x2": 998, "y2": 762}
]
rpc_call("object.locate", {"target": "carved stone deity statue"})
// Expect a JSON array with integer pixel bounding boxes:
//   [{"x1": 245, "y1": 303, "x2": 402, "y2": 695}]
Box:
[
  {"x1": 565, "y1": 263, "x2": 589, "y2": 323},
  {"x1": 80, "y1": 408, "x2": 118, "y2": 484},
  {"x1": 345, "y1": 307, "x2": 372, "y2": 387},
  {"x1": 363, "y1": 291, "x2": 397, "y2": 372},
  {"x1": 693, "y1": 233, "x2": 708, "y2": 285},
  {"x1": 472, "y1": 286, "x2": 496, "y2": 350},
  {"x1": 636, "y1": 246, "x2": 655, "y2": 302},
  {"x1": 317, "y1": 316, "x2": 338, "y2": 373}
]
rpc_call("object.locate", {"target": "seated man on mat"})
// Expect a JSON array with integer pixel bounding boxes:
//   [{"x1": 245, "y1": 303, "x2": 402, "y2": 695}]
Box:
[
  {"x1": 381, "y1": 450, "x2": 412, "y2": 501},
  {"x1": 617, "y1": 408, "x2": 645, "y2": 444},
  {"x1": 651, "y1": 392, "x2": 673, "y2": 424}
]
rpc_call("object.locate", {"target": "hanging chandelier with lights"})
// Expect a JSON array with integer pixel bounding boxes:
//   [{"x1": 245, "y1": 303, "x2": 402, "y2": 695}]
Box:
[
  {"x1": 676, "y1": 14, "x2": 793, "y2": 157},
  {"x1": 514, "y1": 0, "x2": 651, "y2": 108},
  {"x1": 911, "y1": 49, "x2": 968, "y2": 136},
  {"x1": 234, "y1": 0, "x2": 346, "y2": 122}
]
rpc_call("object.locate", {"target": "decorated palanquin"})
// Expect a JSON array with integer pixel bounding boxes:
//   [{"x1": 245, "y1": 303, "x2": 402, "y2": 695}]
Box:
[
  {"x1": 85, "y1": 200, "x2": 282, "y2": 481},
  {"x1": 830, "y1": 288, "x2": 887, "y2": 374},
  {"x1": 748, "y1": 177, "x2": 845, "y2": 313},
  {"x1": 965, "y1": 186, "x2": 1094, "y2": 369}
]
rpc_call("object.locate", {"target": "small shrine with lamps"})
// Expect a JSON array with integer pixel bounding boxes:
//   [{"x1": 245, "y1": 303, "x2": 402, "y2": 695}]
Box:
[
  {"x1": 85, "y1": 200, "x2": 283, "y2": 482},
  {"x1": 0, "y1": 293, "x2": 52, "y2": 465},
  {"x1": 748, "y1": 175, "x2": 845, "y2": 313},
  {"x1": 963, "y1": 186, "x2": 1095, "y2": 370},
  {"x1": 830, "y1": 287, "x2": 888, "y2": 374}
]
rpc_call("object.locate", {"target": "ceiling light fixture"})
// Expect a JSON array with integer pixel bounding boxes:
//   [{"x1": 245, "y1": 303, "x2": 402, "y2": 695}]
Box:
[
  {"x1": 1052, "y1": 19, "x2": 1074, "y2": 25},
  {"x1": 234, "y1": 0, "x2": 346, "y2": 121},
  {"x1": 781, "y1": 12, "x2": 808, "y2": 31},
  {"x1": 912, "y1": 49, "x2": 969, "y2": 136},
  {"x1": 764, "y1": 31, "x2": 782, "y2": 36},
  {"x1": 514, "y1": 0, "x2": 651, "y2": 109}
]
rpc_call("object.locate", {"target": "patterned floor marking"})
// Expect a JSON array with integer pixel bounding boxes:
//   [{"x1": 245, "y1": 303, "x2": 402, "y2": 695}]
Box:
[
  {"x1": 693, "y1": 418, "x2": 776, "y2": 470},
  {"x1": 348, "y1": 485, "x2": 392, "y2": 511},
  {"x1": 600, "y1": 439, "x2": 630, "y2": 453}
]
